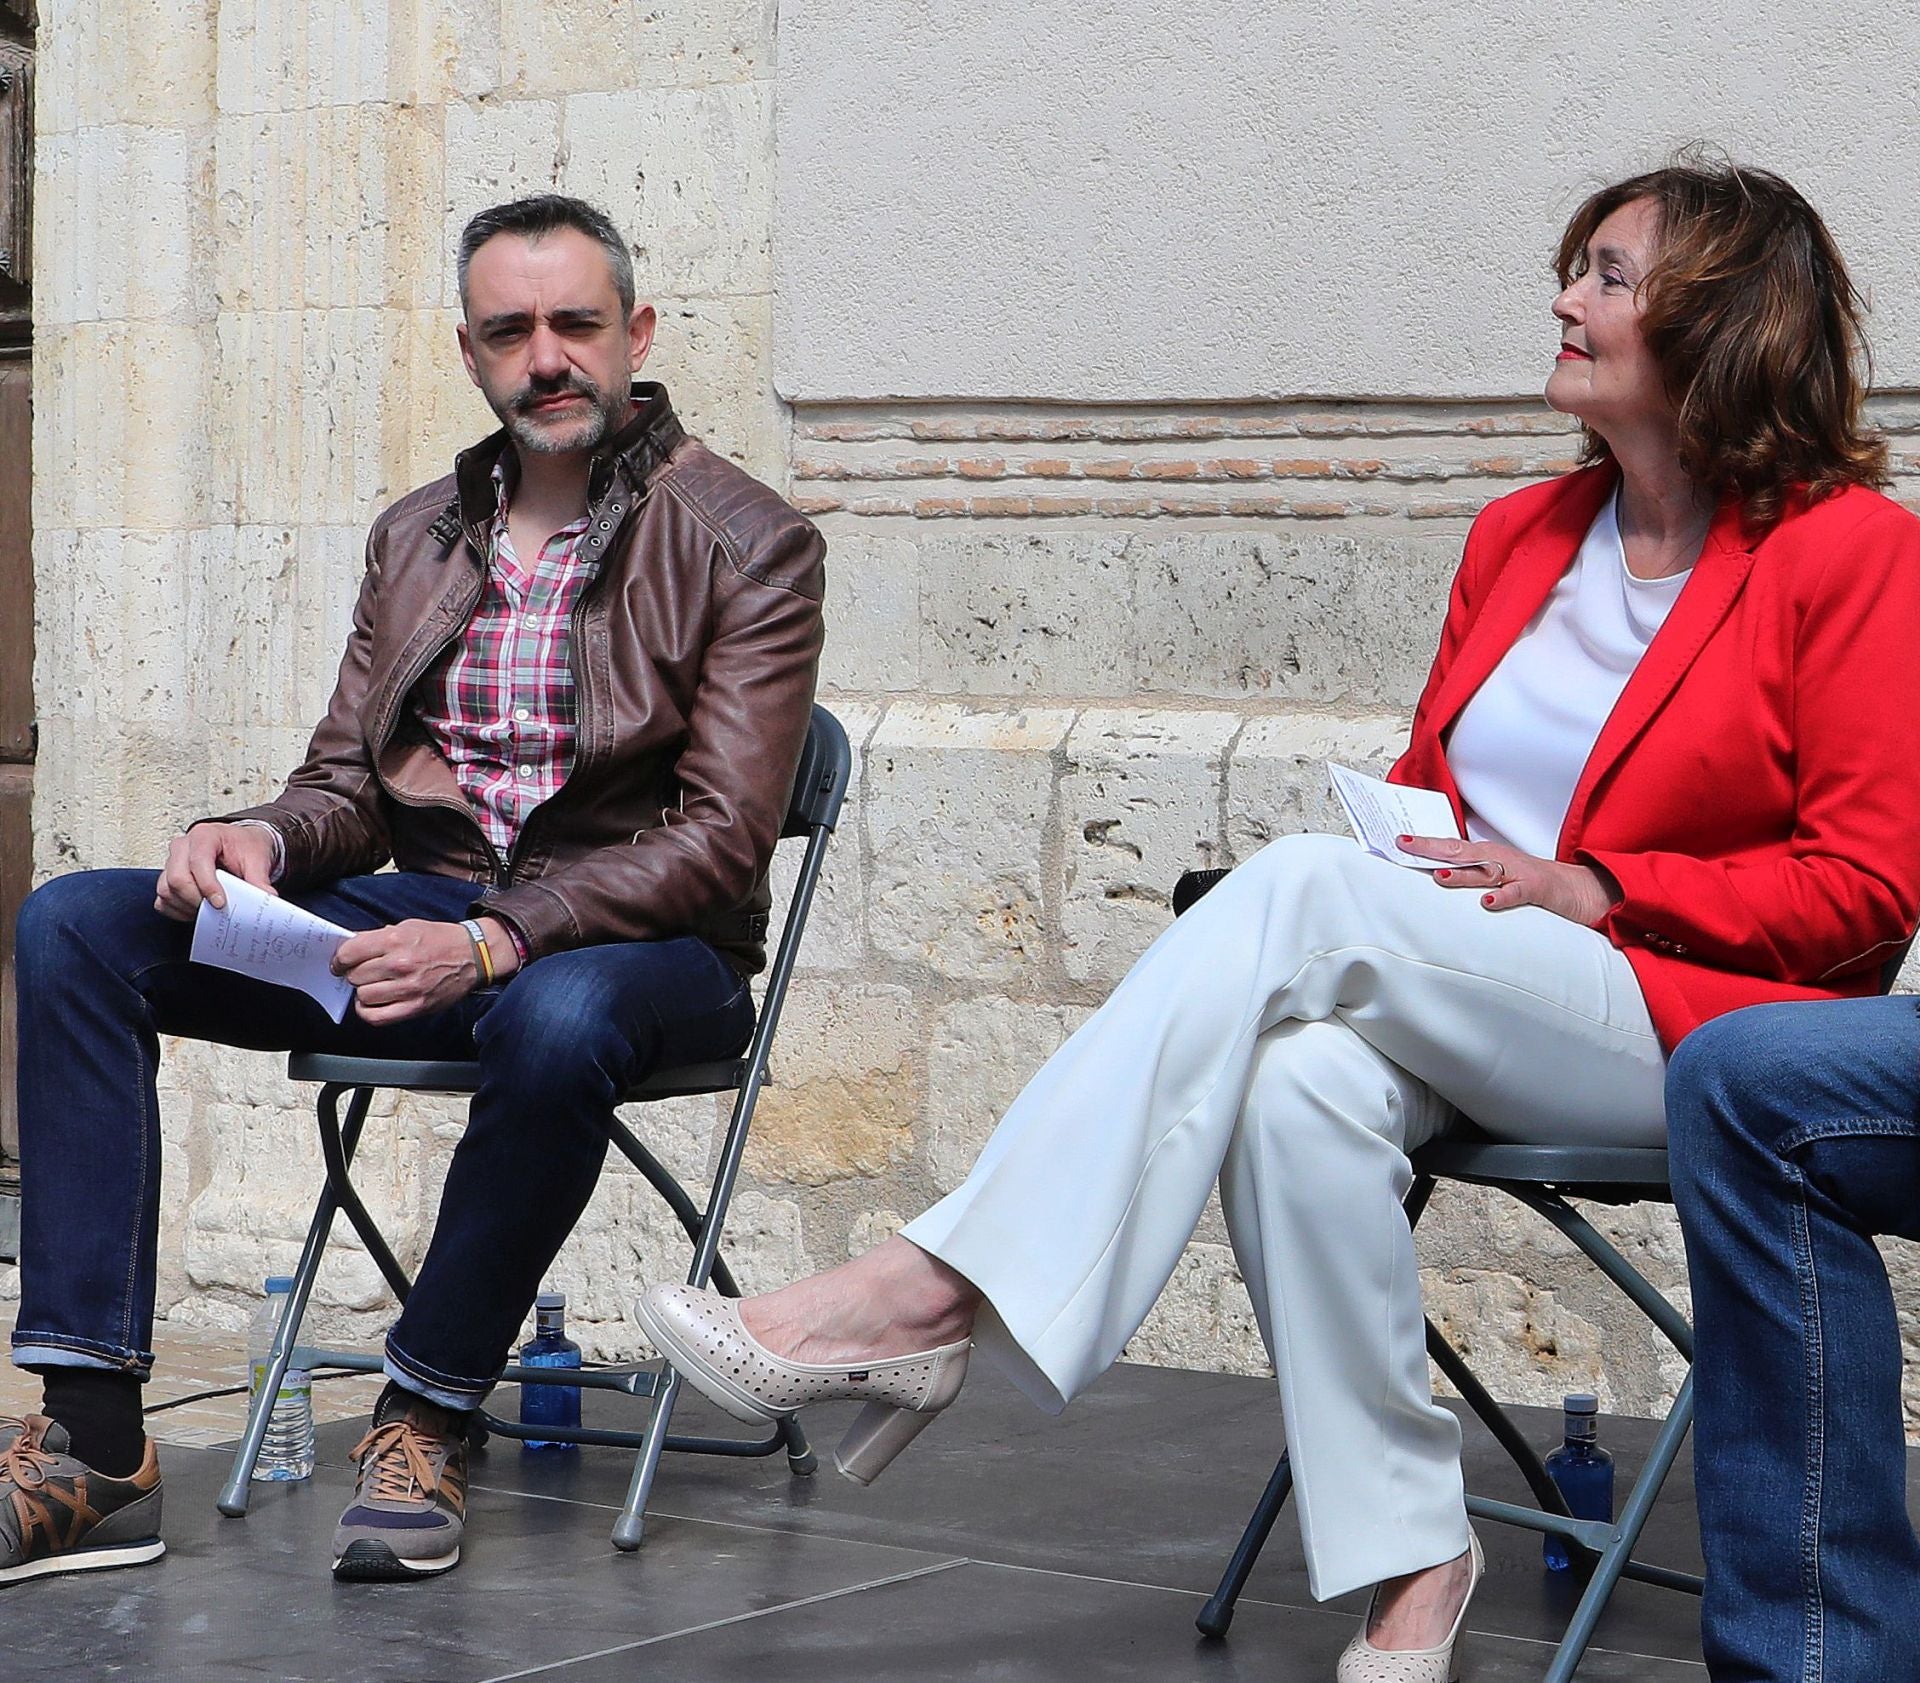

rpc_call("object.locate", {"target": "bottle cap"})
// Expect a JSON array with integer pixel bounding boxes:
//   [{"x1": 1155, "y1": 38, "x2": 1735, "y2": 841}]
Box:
[
  {"x1": 535, "y1": 1292, "x2": 566, "y2": 1311},
  {"x1": 1564, "y1": 1393, "x2": 1599, "y2": 1414},
  {"x1": 264, "y1": 1276, "x2": 295, "y2": 1294}
]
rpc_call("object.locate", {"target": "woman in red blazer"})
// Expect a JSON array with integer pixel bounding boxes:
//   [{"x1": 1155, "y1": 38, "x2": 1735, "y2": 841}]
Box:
[{"x1": 640, "y1": 160, "x2": 1920, "y2": 1680}]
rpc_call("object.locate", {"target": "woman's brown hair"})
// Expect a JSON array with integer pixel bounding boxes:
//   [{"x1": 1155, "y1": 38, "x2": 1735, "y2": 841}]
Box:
[{"x1": 1556, "y1": 152, "x2": 1887, "y2": 531}]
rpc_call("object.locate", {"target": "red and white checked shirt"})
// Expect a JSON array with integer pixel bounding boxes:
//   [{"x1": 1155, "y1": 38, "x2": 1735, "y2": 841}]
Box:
[{"x1": 415, "y1": 461, "x2": 596, "y2": 864}]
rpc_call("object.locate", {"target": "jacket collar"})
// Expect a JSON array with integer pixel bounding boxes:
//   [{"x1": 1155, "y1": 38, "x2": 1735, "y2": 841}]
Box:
[
  {"x1": 432, "y1": 381, "x2": 686, "y2": 552},
  {"x1": 1423, "y1": 460, "x2": 1759, "y2": 856}
]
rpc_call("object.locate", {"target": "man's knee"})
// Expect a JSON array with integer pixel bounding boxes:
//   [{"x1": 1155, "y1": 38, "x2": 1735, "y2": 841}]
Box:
[
  {"x1": 472, "y1": 961, "x2": 630, "y2": 1097},
  {"x1": 15, "y1": 869, "x2": 153, "y2": 977},
  {"x1": 1667, "y1": 1005, "x2": 1812, "y2": 1169}
]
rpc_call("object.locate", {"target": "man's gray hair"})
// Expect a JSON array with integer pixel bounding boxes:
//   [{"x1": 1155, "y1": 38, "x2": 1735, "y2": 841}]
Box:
[{"x1": 456, "y1": 194, "x2": 637, "y2": 317}]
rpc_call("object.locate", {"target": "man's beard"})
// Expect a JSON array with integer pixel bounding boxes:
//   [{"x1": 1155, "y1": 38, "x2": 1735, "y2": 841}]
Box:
[{"x1": 493, "y1": 369, "x2": 628, "y2": 457}]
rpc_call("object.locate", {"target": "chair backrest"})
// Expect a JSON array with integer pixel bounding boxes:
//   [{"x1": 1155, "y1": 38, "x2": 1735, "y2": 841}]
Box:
[
  {"x1": 1879, "y1": 926, "x2": 1919, "y2": 995},
  {"x1": 780, "y1": 705, "x2": 853, "y2": 839}
]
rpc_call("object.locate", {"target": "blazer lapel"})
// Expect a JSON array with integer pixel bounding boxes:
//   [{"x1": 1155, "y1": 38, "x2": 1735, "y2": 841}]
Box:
[
  {"x1": 1425, "y1": 464, "x2": 1617, "y2": 743},
  {"x1": 1556, "y1": 497, "x2": 1756, "y2": 854}
]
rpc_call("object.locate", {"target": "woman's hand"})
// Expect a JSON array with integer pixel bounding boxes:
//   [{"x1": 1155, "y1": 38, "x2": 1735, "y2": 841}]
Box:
[{"x1": 1396, "y1": 835, "x2": 1617, "y2": 927}]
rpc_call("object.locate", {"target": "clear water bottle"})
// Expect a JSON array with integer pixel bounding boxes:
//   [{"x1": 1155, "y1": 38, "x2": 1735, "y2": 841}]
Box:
[
  {"x1": 1543, "y1": 1392, "x2": 1614, "y2": 1570},
  {"x1": 518, "y1": 1291, "x2": 582, "y2": 1452},
  {"x1": 248, "y1": 1275, "x2": 315, "y2": 1482}
]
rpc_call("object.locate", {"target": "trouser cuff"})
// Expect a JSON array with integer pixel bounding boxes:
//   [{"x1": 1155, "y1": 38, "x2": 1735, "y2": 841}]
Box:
[
  {"x1": 11, "y1": 1332, "x2": 154, "y2": 1381},
  {"x1": 382, "y1": 1337, "x2": 498, "y2": 1412}
]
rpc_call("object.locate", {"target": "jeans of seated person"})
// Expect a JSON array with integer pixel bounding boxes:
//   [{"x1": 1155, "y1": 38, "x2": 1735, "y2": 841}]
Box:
[
  {"x1": 1667, "y1": 996, "x2": 1920, "y2": 1683},
  {"x1": 11, "y1": 868, "x2": 754, "y2": 1410}
]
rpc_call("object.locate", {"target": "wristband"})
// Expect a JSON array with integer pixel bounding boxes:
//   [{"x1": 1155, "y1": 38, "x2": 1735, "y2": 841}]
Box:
[{"x1": 461, "y1": 918, "x2": 496, "y2": 987}]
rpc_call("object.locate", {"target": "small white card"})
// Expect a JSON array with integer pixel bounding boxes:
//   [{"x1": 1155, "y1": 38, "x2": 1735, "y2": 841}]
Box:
[
  {"x1": 1327, "y1": 762, "x2": 1477, "y2": 871},
  {"x1": 190, "y1": 871, "x2": 356, "y2": 1022}
]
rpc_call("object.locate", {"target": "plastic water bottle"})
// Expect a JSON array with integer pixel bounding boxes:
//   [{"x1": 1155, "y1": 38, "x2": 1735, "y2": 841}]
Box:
[
  {"x1": 1543, "y1": 1392, "x2": 1614, "y2": 1570},
  {"x1": 518, "y1": 1292, "x2": 582, "y2": 1451},
  {"x1": 248, "y1": 1276, "x2": 315, "y2": 1482}
]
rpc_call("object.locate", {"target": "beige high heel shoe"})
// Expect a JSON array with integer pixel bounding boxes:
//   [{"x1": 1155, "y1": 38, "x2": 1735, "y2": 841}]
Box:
[
  {"x1": 1335, "y1": 1531, "x2": 1484, "y2": 1683},
  {"x1": 634, "y1": 1285, "x2": 970, "y2": 1485}
]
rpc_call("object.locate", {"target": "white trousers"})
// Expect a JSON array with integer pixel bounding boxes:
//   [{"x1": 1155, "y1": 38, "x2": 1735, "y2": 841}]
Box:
[{"x1": 901, "y1": 833, "x2": 1668, "y2": 1600}]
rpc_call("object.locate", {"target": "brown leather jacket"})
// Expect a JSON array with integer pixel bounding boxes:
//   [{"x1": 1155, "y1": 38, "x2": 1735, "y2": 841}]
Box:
[{"x1": 216, "y1": 384, "x2": 825, "y2": 975}]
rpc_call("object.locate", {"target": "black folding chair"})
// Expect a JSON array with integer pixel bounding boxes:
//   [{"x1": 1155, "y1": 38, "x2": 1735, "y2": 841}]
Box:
[
  {"x1": 1196, "y1": 940, "x2": 1915, "y2": 1681},
  {"x1": 1197, "y1": 1139, "x2": 1695, "y2": 1683},
  {"x1": 216, "y1": 704, "x2": 853, "y2": 1551}
]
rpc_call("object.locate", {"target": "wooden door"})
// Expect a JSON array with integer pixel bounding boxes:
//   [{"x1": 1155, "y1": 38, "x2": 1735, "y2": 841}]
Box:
[{"x1": 1, "y1": 13, "x2": 33, "y2": 1217}]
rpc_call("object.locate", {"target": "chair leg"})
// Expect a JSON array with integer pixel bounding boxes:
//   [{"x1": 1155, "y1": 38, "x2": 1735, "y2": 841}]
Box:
[
  {"x1": 778, "y1": 1412, "x2": 818, "y2": 1476},
  {"x1": 1424, "y1": 1318, "x2": 1572, "y2": 1522},
  {"x1": 218, "y1": 1083, "x2": 376, "y2": 1517},
  {"x1": 611, "y1": 1367, "x2": 683, "y2": 1550},
  {"x1": 1197, "y1": 1451, "x2": 1295, "y2": 1638},
  {"x1": 1541, "y1": 1373, "x2": 1696, "y2": 1683}
]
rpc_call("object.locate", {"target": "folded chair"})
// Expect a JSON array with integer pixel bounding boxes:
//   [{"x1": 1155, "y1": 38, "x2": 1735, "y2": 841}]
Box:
[
  {"x1": 1195, "y1": 940, "x2": 1914, "y2": 1682},
  {"x1": 216, "y1": 704, "x2": 853, "y2": 1551}
]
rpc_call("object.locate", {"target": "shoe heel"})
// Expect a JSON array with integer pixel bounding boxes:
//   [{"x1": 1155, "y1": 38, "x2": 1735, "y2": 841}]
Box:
[{"x1": 833, "y1": 1403, "x2": 940, "y2": 1486}]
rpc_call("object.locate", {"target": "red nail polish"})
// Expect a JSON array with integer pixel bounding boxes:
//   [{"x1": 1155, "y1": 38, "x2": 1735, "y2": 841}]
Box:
[
  {"x1": 1436, "y1": 869, "x2": 1451, "y2": 880},
  {"x1": 1483, "y1": 894, "x2": 1495, "y2": 906},
  {"x1": 1396, "y1": 834, "x2": 1412, "y2": 845}
]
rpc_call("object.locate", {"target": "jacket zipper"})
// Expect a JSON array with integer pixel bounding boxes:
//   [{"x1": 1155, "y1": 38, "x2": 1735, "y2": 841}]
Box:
[{"x1": 367, "y1": 536, "x2": 508, "y2": 886}]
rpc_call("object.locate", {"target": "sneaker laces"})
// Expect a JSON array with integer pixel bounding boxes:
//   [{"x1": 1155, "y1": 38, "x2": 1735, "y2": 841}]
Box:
[
  {"x1": 349, "y1": 1418, "x2": 447, "y2": 1504},
  {"x1": 0, "y1": 1426, "x2": 57, "y2": 1493},
  {"x1": 0, "y1": 1422, "x2": 104, "y2": 1548}
]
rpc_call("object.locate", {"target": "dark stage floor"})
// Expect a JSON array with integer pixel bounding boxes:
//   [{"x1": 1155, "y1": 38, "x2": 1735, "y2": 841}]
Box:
[{"x1": 13, "y1": 1361, "x2": 1725, "y2": 1680}]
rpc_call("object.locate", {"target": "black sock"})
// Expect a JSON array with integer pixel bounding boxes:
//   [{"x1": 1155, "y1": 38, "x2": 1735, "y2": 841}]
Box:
[
  {"x1": 373, "y1": 1381, "x2": 471, "y2": 1435},
  {"x1": 40, "y1": 1369, "x2": 146, "y2": 1477}
]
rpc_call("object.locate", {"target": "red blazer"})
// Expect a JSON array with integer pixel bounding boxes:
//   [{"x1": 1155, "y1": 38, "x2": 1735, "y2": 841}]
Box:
[{"x1": 1390, "y1": 463, "x2": 1920, "y2": 1050}]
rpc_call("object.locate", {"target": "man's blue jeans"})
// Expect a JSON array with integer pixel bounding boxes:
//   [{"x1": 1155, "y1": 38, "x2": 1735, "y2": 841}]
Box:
[
  {"x1": 11, "y1": 868, "x2": 754, "y2": 1410},
  {"x1": 1667, "y1": 996, "x2": 1920, "y2": 1683}
]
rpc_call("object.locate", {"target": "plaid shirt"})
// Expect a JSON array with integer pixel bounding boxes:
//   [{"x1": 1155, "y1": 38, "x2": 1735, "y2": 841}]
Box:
[{"x1": 415, "y1": 462, "x2": 596, "y2": 864}]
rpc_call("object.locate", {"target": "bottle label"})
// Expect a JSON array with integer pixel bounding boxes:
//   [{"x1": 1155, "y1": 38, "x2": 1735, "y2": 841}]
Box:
[{"x1": 251, "y1": 1361, "x2": 312, "y2": 1403}]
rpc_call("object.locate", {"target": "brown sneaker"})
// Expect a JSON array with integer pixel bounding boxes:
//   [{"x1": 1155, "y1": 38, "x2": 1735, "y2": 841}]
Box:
[
  {"x1": 0, "y1": 1415, "x2": 164, "y2": 1584},
  {"x1": 331, "y1": 1393, "x2": 468, "y2": 1581}
]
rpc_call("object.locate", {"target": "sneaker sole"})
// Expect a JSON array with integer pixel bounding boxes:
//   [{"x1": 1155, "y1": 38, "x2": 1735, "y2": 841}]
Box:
[
  {"x1": 331, "y1": 1538, "x2": 460, "y2": 1581},
  {"x1": 0, "y1": 1539, "x2": 166, "y2": 1584}
]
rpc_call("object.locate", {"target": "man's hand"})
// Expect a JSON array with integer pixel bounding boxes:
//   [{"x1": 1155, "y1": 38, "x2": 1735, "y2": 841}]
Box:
[
  {"x1": 155, "y1": 823, "x2": 279, "y2": 921},
  {"x1": 334, "y1": 916, "x2": 522, "y2": 1025},
  {"x1": 1395, "y1": 835, "x2": 1617, "y2": 927}
]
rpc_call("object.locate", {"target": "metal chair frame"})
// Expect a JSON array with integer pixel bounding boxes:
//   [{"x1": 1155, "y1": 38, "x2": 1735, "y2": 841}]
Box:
[
  {"x1": 1196, "y1": 1141, "x2": 1697, "y2": 1682},
  {"x1": 216, "y1": 705, "x2": 854, "y2": 1551}
]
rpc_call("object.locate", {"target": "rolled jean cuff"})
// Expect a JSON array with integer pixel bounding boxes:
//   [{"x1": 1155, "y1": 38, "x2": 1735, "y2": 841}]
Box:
[
  {"x1": 11, "y1": 1331, "x2": 154, "y2": 1379},
  {"x1": 382, "y1": 1337, "x2": 498, "y2": 1413}
]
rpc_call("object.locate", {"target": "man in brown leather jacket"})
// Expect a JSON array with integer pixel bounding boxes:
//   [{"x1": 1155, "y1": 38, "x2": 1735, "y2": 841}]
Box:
[{"x1": 2, "y1": 195, "x2": 825, "y2": 1584}]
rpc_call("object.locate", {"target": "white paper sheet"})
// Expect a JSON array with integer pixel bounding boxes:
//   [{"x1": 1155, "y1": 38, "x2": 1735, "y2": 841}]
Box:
[
  {"x1": 1326, "y1": 762, "x2": 1484, "y2": 871},
  {"x1": 190, "y1": 871, "x2": 356, "y2": 1021}
]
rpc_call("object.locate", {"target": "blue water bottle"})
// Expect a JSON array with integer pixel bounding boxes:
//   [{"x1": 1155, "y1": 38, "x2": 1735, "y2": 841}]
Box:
[
  {"x1": 518, "y1": 1291, "x2": 582, "y2": 1452},
  {"x1": 1543, "y1": 1392, "x2": 1614, "y2": 1570}
]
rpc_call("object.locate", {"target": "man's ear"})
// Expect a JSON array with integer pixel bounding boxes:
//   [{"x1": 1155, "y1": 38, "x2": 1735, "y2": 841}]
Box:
[
  {"x1": 457, "y1": 318, "x2": 482, "y2": 390},
  {"x1": 627, "y1": 303, "x2": 658, "y2": 373}
]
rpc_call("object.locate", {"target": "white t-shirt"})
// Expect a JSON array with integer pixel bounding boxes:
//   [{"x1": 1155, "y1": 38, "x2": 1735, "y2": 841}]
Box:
[{"x1": 1446, "y1": 491, "x2": 1690, "y2": 860}]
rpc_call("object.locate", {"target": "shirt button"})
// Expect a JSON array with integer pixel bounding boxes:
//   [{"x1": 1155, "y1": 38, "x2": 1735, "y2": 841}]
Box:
[
  {"x1": 517, "y1": 765, "x2": 533, "y2": 779},
  {"x1": 514, "y1": 708, "x2": 530, "y2": 722}
]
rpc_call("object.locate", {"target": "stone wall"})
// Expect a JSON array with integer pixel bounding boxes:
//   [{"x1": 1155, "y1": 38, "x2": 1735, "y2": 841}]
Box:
[{"x1": 22, "y1": 1, "x2": 1920, "y2": 1434}]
